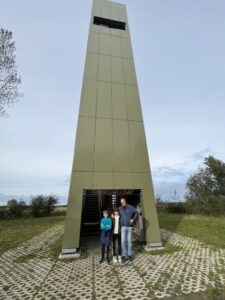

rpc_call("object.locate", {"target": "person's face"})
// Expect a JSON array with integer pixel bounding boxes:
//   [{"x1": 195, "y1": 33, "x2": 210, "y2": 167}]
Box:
[
  {"x1": 114, "y1": 211, "x2": 119, "y2": 216},
  {"x1": 120, "y1": 198, "x2": 126, "y2": 207},
  {"x1": 103, "y1": 212, "x2": 108, "y2": 218}
]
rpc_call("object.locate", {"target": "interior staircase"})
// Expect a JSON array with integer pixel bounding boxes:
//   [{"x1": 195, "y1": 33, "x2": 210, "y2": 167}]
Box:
[{"x1": 81, "y1": 190, "x2": 101, "y2": 236}]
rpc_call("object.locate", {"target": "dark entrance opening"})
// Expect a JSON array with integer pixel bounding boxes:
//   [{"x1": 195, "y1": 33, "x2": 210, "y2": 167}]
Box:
[
  {"x1": 81, "y1": 189, "x2": 141, "y2": 236},
  {"x1": 93, "y1": 16, "x2": 126, "y2": 31}
]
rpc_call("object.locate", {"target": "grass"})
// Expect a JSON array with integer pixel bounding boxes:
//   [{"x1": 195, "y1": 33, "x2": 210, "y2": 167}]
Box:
[
  {"x1": 168, "y1": 287, "x2": 225, "y2": 300},
  {"x1": 168, "y1": 292, "x2": 207, "y2": 300},
  {"x1": 158, "y1": 213, "x2": 225, "y2": 249},
  {"x1": 0, "y1": 215, "x2": 65, "y2": 255}
]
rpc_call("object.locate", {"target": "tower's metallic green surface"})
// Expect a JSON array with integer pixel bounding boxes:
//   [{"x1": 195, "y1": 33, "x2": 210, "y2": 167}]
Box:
[{"x1": 61, "y1": 0, "x2": 162, "y2": 255}]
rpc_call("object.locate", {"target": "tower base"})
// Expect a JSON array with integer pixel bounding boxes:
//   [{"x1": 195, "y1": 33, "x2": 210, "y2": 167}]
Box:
[
  {"x1": 144, "y1": 242, "x2": 163, "y2": 252},
  {"x1": 58, "y1": 248, "x2": 80, "y2": 260}
]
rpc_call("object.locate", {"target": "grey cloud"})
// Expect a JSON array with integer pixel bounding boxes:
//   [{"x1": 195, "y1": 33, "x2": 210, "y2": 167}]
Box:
[
  {"x1": 153, "y1": 148, "x2": 217, "y2": 181},
  {"x1": 184, "y1": 148, "x2": 215, "y2": 164},
  {"x1": 153, "y1": 166, "x2": 186, "y2": 177}
]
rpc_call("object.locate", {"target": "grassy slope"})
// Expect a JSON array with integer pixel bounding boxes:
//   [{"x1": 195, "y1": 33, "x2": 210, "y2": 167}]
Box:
[
  {"x1": 1, "y1": 213, "x2": 225, "y2": 255},
  {"x1": 0, "y1": 215, "x2": 65, "y2": 255},
  {"x1": 158, "y1": 213, "x2": 225, "y2": 248}
]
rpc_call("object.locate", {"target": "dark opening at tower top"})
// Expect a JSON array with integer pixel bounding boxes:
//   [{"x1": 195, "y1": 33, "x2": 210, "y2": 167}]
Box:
[{"x1": 93, "y1": 16, "x2": 126, "y2": 30}]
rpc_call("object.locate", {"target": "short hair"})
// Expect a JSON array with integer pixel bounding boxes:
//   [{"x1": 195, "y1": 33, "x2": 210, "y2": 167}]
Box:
[
  {"x1": 120, "y1": 198, "x2": 126, "y2": 202},
  {"x1": 103, "y1": 210, "x2": 108, "y2": 215}
]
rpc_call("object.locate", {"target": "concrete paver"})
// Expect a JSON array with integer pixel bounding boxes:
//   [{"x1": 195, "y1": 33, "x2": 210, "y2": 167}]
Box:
[{"x1": 0, "y1": 225, "x2": 225, "y2": 299}]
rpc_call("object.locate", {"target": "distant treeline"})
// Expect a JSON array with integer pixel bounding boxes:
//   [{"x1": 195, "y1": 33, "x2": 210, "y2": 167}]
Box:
[{"x1": 0, "y1": 195, "x2": 67, "y2": 219}]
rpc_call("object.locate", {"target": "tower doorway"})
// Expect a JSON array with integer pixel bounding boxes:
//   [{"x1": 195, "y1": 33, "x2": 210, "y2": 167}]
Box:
[{"x1": 81, "y1": 189, "x2": 141, "y2": 236}]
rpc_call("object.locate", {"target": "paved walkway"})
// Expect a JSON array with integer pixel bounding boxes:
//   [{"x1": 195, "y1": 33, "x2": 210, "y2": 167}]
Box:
[{"x1": 0, "y1": 225, "x2": 225, "y2": 299}]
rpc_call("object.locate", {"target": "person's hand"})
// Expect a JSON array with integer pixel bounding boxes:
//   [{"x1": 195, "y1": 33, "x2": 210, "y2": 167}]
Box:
[{"x1": 130, "y1": 219, "x2": 134, "y2": 224}]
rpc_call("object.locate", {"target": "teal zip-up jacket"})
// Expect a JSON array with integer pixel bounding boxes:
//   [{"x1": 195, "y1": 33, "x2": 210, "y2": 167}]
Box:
[
  {"x1": 100, "y1": 217, "x2": 112, "y2": 245},
  {"x1": 100, "y1": 217, "x2": 112, "y2": 231}
]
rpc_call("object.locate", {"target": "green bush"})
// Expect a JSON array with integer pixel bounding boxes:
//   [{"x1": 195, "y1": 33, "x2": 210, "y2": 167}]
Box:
[
  {"x1": 157, "y1": 202, "x2": 187, "y2": 214},
  {"x1": 30, "y1": 195, "x2": 58, "y2": 218},
  {"x1": 185, "y1": 155, "x2": 225, "y2": 216},
  {"x1": 186, "y1": 195, "x2": 225, "y2": 216},
  {"x1": 167, "y1": 202, "x2": 187, "y2": 214},
  {"x1": 0, "y1": 206, "x2": 8, "y2": 219},
  {"x1": 7, "y1": 199, "x2": 26, "y2": 218}
]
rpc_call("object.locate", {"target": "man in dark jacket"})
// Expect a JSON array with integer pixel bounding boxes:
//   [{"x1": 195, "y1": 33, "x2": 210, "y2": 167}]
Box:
[{"x1": 119, "y1": 198, "x2": 138, "y2": 262}]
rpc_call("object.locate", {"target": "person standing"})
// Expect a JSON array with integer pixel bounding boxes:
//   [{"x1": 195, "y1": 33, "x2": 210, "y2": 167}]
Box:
[
  {"x1": 119, "y1": 198, "x2": 138, "y2": 263},
  {"x1": 99, "y1": 210, "x2": 112, "y2": 264},
  {"x1": 111, "y1": 209, "x2": 121, "y2": 263}
]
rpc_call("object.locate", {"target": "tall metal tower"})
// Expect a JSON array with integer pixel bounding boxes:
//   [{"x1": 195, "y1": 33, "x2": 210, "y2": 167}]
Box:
[{"x1": 60, "y1": 0, "x2": 162, "y2": 258}]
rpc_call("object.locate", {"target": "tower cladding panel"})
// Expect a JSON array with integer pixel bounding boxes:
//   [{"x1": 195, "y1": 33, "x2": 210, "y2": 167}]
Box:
[{"x1": 61, "y1": 0, "x2": 162, "y2": 256}]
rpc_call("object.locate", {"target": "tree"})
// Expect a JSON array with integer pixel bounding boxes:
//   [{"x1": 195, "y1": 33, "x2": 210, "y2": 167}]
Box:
[
  {"x1": 30, "y1": 195, "x2": 45, "y2": 218},
  {"x1": 30, "y1": 195, "x2": 58, "y2": 217},
  {"x1": 45, "y1": 195, "x2": 59, "y2": 215},
  {"x1": 185, "y1": 167, "x2": 214, "y2": 200},
  {"x1": 185, "y1": 156, "x2": 225, "y2": 215},
  {"x1": 205, "y1": 155, "x2": 225, "y2": 195},
  {"x1": 0, "y1": 28, "x2": 22, "y2": 117},
  {"x1": 7, "y1": 199, "x2": 26, "y2": 218}
]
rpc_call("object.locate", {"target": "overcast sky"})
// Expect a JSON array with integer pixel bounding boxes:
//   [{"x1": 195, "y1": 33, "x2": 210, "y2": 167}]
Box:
[{"x1": 1, "y1": 0, "x2": 225, "y2": 205}]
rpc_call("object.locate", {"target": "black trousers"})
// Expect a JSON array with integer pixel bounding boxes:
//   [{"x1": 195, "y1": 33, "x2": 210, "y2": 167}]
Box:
[
  {"x1": 101, "y1": 244, "x2": 110, "y2": 259},
  {"x1": 112, "y1": 233, "x2": 121, "y2": 256}
]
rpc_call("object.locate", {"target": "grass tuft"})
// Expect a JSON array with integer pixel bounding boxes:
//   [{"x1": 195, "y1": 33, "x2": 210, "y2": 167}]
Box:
[{"x1": 14, "y1": 253, "x2": 37, "y2": 263}]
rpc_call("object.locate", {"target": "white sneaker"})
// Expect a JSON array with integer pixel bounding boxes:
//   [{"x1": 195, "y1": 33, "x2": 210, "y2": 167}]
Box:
[
  {"x1": 113, "y1": 256, "x2": 118, "y2": 263},
  {"x1": 118, "y1": 255, "x2": 122, "y2": 263}
]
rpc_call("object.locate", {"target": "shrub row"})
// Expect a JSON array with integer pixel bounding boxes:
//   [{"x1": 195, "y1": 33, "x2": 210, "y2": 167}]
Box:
[
  {"x1": 157, "y1": 202, "x2": 187, "y2": 214},
  {"x1": 185, "y1": 195, "x2": 225, "y2": 216},
  {"x1": 157, "y1": 196, "x2": 225, "y2": 216},
  {"x1": 0, "y1": 195, "x2": 58, "y2": 219}
]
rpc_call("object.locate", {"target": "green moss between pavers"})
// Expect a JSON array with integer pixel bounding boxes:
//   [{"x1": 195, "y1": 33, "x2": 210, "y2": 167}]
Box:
[
  {"x1": 133, "y1": 238, "x2": 183, "y2": 256},
  {"x1": 14, "y1": 253, "x2": 38, "y2": 263}
]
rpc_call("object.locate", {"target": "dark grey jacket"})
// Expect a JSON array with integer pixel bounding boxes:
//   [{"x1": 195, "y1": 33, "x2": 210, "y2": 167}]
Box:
[{"x1": 119, "y1": 204, "x2": 138, "y2": 227}]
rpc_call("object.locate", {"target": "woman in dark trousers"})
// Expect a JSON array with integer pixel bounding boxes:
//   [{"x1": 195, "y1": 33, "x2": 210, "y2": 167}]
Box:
[{"x1": 112, "y1": 209, "x2": 121, "y2": 263}]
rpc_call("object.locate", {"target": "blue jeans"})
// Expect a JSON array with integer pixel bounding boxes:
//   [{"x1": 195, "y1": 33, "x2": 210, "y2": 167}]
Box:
[{"x1": 121, "y1": 226, "x2": 132, "y2": 257}]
